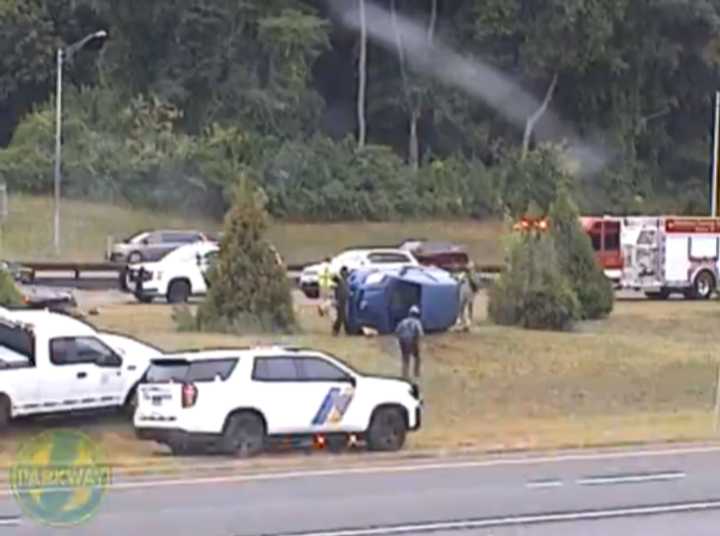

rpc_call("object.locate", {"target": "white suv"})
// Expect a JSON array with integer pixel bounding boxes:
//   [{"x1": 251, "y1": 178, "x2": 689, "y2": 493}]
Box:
[
  {"x1": 134, "y1": 346, "x2": 422, "y2": 456},
  {"x1": 299, "y1": 249, "x2": 419, "y2": 298},
  {"x1": 126, "y1": 242, "x2": 219, "y2": 303}
]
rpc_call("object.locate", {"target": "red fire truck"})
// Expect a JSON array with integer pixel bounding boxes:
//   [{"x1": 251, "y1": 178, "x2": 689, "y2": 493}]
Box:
[{"x1": 518, "y1": 215, "x2": 719, "y2": 299}]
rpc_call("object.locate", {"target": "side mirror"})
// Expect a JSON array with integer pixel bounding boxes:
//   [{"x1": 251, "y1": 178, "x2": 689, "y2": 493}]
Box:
[
  {"x1": 347, "y1": 376, "x2": 357, "y2": 387},
  {"x1": 196, "y1": 254, "x2": 202, "y2": 266},
  {"x1": 141, "y1": 238, "x2": 149, "y2": 245}
]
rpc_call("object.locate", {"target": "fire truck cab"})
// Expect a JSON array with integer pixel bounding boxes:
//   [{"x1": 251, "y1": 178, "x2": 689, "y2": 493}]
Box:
[{"x1": 580, "y1": 217, "x2": 622, "y2": 284}]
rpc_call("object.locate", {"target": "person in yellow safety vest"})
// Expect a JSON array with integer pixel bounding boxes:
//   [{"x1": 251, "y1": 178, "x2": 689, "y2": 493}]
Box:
[{"x1": 317, "y1": 258, "x2": 336, "y2": 317}]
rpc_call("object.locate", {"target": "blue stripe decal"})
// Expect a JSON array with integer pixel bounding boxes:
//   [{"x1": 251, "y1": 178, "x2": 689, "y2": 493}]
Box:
[
  {"x1": 312, "y1": 388, "x2": 338, "y2": 426},
  {"x1": 311, "y1": 387, "x2": 355, "y2": 426}
]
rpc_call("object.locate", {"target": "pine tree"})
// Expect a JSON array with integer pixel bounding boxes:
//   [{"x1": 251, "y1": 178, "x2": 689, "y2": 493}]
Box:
[
  {"x1": 548, "y1": 188, "x2": 614, "y2": 319},
  {"x1": 196, "y1": 179, "x2": 295, "y2": 333}
]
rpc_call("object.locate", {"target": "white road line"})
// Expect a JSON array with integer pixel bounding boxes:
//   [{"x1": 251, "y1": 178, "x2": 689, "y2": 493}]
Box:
[
  {"x1": 0, "y1": 517, "x2": 20, "y2": 527},
  {"x1": 577, "y1": 471, "x2": 686, "y2": 486},
  {"x1": 0, "y1": 445, "x2": 715, "y2": 495},
  {"x1": 271, "y1": 500, "x2": 720, "y2": 536},
  {"x1": 526, "y1": 479, "x2": 564, "y2": 489}
]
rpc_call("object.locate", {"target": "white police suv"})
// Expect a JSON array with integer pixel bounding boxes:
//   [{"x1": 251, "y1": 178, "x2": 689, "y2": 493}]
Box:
[{"x1": 134, "y1": 346, "x2": 422, "y2": 456}]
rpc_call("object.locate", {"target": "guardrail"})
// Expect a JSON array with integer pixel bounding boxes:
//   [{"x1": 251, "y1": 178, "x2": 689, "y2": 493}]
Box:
[{"x1": 18, "y1": 260, "x2": 504, "y2": 290}]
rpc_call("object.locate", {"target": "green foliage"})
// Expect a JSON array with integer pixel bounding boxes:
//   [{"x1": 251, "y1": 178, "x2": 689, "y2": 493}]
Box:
[
  {"x1": 488, "y1": 231, "x2": 580, "y2": 331},
  {"x1": 4, "y1": 0, "x2": 720, "y2": 218},
  {"x1": 548, "y1": 189, "x2": 614, "y2": 319},
  {"x1": 495, "y1": 144, "x2": 572, "y2": 218},
  {"x1": 0, "y1": 270, "x2": 23, "y2": 307},
  {"x1": 195, "y1": 180, "x2": 295, "y2": 333}
]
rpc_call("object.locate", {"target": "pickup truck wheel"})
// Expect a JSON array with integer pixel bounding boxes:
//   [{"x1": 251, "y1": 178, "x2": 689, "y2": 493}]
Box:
[
  {"x1": 367, "y1": 407, "x2": 406, "y2": 452},
  {"x1": 122, "y1": 387, "x2": 138, "y2": 418},
  {"x1": 167, "y1": 280, "x2": 191, "y2": 304},
  {"x1": 0, "y1": 396, "x2": 10, "y2": 431},
  {"x1": 221, "y1": 413, "x2": 265, "y2": 457}
]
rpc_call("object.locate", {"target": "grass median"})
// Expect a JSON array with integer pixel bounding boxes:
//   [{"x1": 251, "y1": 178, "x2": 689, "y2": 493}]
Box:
[
  {"x1": 1, "y1": 292, "x2": 716, "y2": 470},
  {"x1": 3, "y1": 195, "x2": 503, "y2": 266}
]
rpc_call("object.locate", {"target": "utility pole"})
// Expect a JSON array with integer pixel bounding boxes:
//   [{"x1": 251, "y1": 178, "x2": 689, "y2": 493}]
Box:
[
  {"x1": 53, "y1": 48, "x2": 63, "y2": 255},
  {"x1": 711, "y1": 91, "x2": 720, "y2": 217}
]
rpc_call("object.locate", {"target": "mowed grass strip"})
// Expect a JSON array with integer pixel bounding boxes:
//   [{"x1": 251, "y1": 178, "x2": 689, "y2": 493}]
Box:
[
  {"x1": 0, "y1": 293, "x2": 706, "y2": 466},
  {"x1": 1, "y1": 195, "x2": 503, "y2": 266}
]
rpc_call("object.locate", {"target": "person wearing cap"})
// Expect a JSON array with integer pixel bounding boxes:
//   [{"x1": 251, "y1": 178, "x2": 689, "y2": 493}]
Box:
[
  {"x1": 332, "y1": 266, "x2": 350, "y2": 336},
  {"x1": 395, "y1": 305, "x2": 424, "y2": 379}
]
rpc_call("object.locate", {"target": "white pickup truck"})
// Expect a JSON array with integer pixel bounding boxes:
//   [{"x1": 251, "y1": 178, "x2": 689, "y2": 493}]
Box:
[{"x1": 0, "y1": 308, "x2": 162, "y2": 428}]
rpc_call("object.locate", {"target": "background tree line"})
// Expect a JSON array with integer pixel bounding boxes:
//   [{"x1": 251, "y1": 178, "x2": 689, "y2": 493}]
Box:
[{"x1": 1, "y1": 0, "x2": 720, "y2": 221}]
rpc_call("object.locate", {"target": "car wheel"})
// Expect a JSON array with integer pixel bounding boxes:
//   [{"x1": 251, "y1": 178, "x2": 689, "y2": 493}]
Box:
[
  {"x1": 127, "y1": 251, "x2": 143, "y2": 264},
  {"x1": 0, "y1": 396, "x2": 10, "y2": 431},
  {"x1": 167, "y1": 280, "x2": 191, "y2": 304},
  {"x1": 366, "y1": 407, "x2": 406, "y2": 452},
  {"x1": 221, "y1": 413, "x2": 265, "y2": 457},
  {"x1": 122, "y1": 387, "x2": 138, "y2": 418}
]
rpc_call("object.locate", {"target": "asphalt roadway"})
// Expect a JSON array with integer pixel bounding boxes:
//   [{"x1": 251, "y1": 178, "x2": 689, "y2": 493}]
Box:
[{"x1": 1, "y1": 444, "x2": 720, "y2": 535}]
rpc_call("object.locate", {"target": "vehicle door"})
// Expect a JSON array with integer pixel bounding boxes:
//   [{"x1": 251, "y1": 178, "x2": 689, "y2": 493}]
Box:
[
  {"x1": 295, "y1": 355, "x2": 358, "y2": 433},
  {"x1": 249, "y1": 356, "x2": 311, "y2": 434},
  {"x1": 0, "y1": 323, "x2": 38, "y2": 411},
  {"x1": 45, "y1": 336, "x2": 123, "y2": 410}
]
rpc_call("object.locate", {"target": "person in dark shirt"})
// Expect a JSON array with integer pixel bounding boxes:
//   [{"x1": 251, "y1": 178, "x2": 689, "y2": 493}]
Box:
[
  {"x1": 395, "y1": 305, "x2": 424, "y2": 378},
  {"x1": 332, "y1": 267, "x2": 350, "y2": 336}
]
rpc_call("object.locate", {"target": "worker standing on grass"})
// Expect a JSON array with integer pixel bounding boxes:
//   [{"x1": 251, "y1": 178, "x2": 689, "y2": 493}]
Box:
[
  {"x1": 456, "y1": 262, "x2": 478, "y2": 331},
  {"x1": 317, "y1": 257, "x2": 334, "y2": 317},
  {"x1": 332, "y1": 267, "x2": 350, "y2": 336},
  {"x1": 395, "y1": 305, "x2": 423, "y2": 379}
]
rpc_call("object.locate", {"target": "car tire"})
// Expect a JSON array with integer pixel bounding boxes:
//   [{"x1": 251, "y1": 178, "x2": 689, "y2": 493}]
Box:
[
  {"x1": 221, "y1": 412, "x2": 266, "y2": 457},
  {"x1": 691, "y1": 270, "x2": 716, "y2": 300},
  {"x1": 366, "y1": 407, "x2": 406, "y2": 452},
  {"x1": 127, "y1": 251, "x2": 143, "y2": 264},
  {"x1": 0, "y1": 396, "x2": 10, "y2": 431},
  {"x1": 167, "y1": 280, "x2": 191, "y2": 304},
  {"x1": 122, "y1": 387, "x2": 138, "y2": 418}
]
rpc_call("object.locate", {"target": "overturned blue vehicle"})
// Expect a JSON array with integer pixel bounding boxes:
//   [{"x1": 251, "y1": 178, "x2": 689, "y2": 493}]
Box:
[{"x1": 346, "y1": 266, "x2": 460, "y2": 335}]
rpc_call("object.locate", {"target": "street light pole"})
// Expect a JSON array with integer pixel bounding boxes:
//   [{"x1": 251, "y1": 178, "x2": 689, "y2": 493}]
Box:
[
  {"x1": 53, "y1": 48, "x2": 63, "y2": 255},
  {"x1": 52, "y1": 30, "x2": 107, "y2": 256}
]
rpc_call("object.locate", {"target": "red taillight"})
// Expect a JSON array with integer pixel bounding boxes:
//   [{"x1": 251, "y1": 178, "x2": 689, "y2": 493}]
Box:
[{"x1": 181, "y1": 383, "x2": 198, "y2": 408}]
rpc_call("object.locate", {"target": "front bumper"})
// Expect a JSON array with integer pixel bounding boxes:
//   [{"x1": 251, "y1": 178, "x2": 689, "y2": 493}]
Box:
[{"x1": 410, "y1": 405, "x2": 422, "y2": 431}]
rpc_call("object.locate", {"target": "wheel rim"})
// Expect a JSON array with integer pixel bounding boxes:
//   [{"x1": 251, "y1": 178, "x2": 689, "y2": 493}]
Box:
[{"x1": 698, "y1": 274, "x2": 713, "y2": 297}]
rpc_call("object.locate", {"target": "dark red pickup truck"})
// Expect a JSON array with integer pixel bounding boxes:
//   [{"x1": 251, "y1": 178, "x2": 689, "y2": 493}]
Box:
[{"x1": 399, "y1": 240, "x2": 470, "y2": 272}]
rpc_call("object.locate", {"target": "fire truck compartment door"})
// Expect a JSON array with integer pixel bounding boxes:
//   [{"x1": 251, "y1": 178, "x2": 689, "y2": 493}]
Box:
[
  {"x1": 665, "y1": 236, "x2": 689, "y2": 281},
  {"x1": 689, "y1": 237, "x2": 719, "y2": 260}
]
